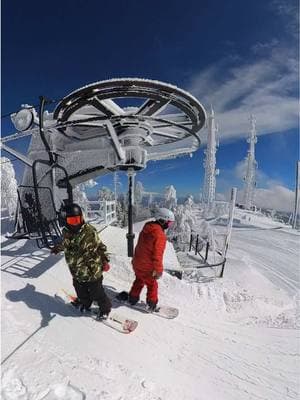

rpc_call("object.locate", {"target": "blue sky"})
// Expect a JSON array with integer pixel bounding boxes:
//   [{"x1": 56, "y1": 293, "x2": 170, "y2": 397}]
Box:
[{"x1": 2, "y1": 0, "x2": 299, "y2": 209}]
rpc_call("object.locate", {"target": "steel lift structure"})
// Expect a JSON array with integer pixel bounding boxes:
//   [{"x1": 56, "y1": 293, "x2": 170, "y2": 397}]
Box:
[{"x1": 2, "y1": 78, "x2": 207, "y2": 255}]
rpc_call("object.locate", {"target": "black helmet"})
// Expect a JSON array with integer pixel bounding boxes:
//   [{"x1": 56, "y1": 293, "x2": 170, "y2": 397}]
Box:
[
  {"x1": 64, "y1": 203, "x2": 84, "y2": 232},
  {"x1": 65, "y1": 203, "x2": 83, "y2": 217}
]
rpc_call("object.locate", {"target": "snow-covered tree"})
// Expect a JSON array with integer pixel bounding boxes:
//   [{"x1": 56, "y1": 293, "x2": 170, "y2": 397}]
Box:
[
  {"x1": 98, "y1": 186, "x2": 114, "y2": 201},
  {"x1": 84, "y1": 179, "x2": 97, "y2": 189},
  {"x1": 73, "y1": 180, "x2": 97, "y2": 214},
  {"x1": 73, "y1": 186, "x2": 90, "y2": 215},
  {"x1": 134, "y1": 181, "x2": 144, "y2": 205},
  {"x1": 184, "y1": 195, "x2": 194, "y2": 211},
  {"x1": 197, "y1": 219, "x2": 214, "y2": 247},
  {"x1": 116, "y1": 192, "x2": 127, "y2": 227},
  {"x1": 134, "y1": 181, "x2": 144, "y2": 217},
  {"x1": 163, "y1": 185, "x2": 177, "y2": 210},
  {"x1": 1, "y1": 157, "x2": 18, "y2": 217},
  {"x1": 168, "y1": 204, "x2": 196, "y2": 250}
]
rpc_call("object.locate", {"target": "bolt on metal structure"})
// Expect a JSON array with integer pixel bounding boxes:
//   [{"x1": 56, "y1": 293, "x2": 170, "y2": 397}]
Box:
[
  {"x1": 202, "y1": 106, "x2": 219, "y2": 209},
  {"x1": 243, "y1": 115, "x2": 258, "y2": 210},
  {"x1": 3, "y1": 78, "x2": 207, "y2": 254}
]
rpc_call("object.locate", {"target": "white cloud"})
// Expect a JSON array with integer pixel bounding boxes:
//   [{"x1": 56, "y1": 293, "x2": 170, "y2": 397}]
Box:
[
  {"x1": 254, "y1": 183, "x2": 295, "y2": 212},
  {"x1": 188, "y1": 44, "x2": 298, "y2": 142},
  {"x1": 251, "y1": 39, "x2": 280, "y2": 54},
  {"x1": 234, "y1": 160, "x2": 248, "y2": 180},
  {"x1": 234, "y1": 160, "x2": 268, "y2": 183},
  {"x1": 218, "y1": 160, "x2": 295, "y2": 212}
]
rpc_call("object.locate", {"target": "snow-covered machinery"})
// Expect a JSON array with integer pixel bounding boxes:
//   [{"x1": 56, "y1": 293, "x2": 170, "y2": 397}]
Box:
[{"x1": 3, "y1": 78, "x2": 207, "y2": 253}]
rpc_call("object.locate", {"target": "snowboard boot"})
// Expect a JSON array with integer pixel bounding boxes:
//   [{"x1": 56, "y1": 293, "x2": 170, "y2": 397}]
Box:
[
  {"x1": 71, "y1": 298, "x2": 82, "y2": 309},
  {"x1": 71, "y1": 298, "x2": 91, "y2": 313},
  {"x1": 82, "y1": 305, "x2": 92, "y2": 313},
  {"x1": 146, "y1": 300, "x2": 158, "y2": 312},
  {"x1": 116, "y1": 291, "x2": 129, "y2": 302},
  {"x1": 96, "y1": 309, "x2": 109, "y2": 321},
  {"x1": 128, "y1": 295, "x2": 139, "y2": 306}
]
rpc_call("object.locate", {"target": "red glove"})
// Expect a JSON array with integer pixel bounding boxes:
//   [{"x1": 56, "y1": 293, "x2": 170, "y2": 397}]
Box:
[{"x1": 102, "y1": 263, "x2": 111, "y2": 272}]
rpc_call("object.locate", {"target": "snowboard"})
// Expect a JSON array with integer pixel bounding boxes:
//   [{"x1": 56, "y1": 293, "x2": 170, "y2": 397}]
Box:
[
  {"x1": 55, "y1": 290, "x2": 138, "y2": 334},
  {"x1": 115, "y1": 291, "x2": 179, "y2": 319}
]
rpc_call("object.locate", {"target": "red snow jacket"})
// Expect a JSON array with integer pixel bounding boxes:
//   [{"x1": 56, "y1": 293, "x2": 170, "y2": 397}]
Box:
[{"x1": 132, "y1": 221, "x2": 167, "y2": 275}]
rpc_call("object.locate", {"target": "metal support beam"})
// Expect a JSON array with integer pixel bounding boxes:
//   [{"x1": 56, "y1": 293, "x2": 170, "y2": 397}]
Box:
[
  {"x1": 0, "y1": 128, "x2": 38, "y2": 143},
  {"x1": 1, "y1": 143, "x2": 33, "y2": 166},
  {"x1": 105, "y1": 121, "x2": 126, "y2": 160},
  {"x1": 126, "y1": 168, "x2": 136, "y2": 257}
]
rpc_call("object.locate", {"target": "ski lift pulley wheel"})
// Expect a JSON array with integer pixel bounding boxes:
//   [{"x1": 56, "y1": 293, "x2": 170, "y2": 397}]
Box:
[{"x1": 53, "y1": 78, "x2": 207, "y2": 152}]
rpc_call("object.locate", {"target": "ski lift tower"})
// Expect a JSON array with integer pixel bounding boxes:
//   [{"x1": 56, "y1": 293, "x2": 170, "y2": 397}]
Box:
[
  {"x1": 202, "y1": 106, "x2": 219, "y2": 211},
  {"x1": 5, "y1": 79, "x2": 206, "y2": 255},
  {"x1": 243, "y1": 115, "x2": 258, "y2": 210}
]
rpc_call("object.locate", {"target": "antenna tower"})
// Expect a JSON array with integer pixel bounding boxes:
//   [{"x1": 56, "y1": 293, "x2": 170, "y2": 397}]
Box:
[
  {"x1": 202, "y1": 106, "x2": 219, "y2": 207},
  {"x1": 243, "y1": 115, "x2": 258, "y2": 210}
]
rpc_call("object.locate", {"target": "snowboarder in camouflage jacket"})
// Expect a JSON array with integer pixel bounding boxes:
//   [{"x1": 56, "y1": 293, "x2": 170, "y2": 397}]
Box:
[{"x1": 51, "y1": 203, "x2": 111, "y2": 318}]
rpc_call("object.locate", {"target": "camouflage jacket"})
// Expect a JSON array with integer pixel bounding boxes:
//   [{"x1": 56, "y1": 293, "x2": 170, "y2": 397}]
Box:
[{"x1": 58, "y1": 223, "x2": 109, "y2": 282}]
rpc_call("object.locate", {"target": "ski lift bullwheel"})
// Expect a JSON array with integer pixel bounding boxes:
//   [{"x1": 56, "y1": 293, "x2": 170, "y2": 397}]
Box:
[{"x1": 53, "y1": 78, "x2": 207, "y2": 256}]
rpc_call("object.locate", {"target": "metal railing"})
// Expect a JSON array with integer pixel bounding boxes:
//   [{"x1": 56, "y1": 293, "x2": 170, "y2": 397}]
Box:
[
  {"x1": 187, "y1": 233, "x2": 227, "y2": 277},
  {"x1": 87, "y1": 200, "x2": 117, "y2": 225}
]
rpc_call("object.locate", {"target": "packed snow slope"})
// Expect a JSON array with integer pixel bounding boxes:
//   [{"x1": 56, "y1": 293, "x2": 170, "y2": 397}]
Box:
[{"x1": 1, "y1": 211, "x2": 299, "y2": 400}]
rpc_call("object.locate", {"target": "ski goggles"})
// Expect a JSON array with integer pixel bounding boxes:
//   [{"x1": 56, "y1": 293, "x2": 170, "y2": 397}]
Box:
[{"x1": 66, "y1": 216, "x2": 83, "y2": 226}]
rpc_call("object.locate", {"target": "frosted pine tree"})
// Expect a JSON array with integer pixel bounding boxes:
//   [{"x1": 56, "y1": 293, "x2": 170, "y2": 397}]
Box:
[
  {"x1": 1, "y1": 157, "x2": 18, "y2": 217},
  {"x1": 184, "y1": 195, "x2": 194, "y2": 212},
  {"x1": 73, "y1": 186, "x2": 90, "y2": 215},
  {"x1": 134, "y1": 181, "x2": 144, "y2": 217},
  {"x1": 168, "y1": 204, "x2": 196, "y2": 250},
  {"x1": 98, "y1": 186, "x2": 114, "y2": 201},
  {"x1": 73, "y1": 180, "x2": 97, "y2": 214},
  {"x1": 163, "y1": 185, "x2": 177, "y2": 210},
  {"x1": 196, "y1": 219, "x2": 214, "y2": 250},
  {"x1": 115, "y1": 192, "x2": 129, "y2": 227}
]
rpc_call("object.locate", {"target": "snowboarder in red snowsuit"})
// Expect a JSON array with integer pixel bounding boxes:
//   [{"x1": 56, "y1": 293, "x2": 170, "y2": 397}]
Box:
[{"x1": 128, "y1": 208, "x2": 175, "y2": 310}]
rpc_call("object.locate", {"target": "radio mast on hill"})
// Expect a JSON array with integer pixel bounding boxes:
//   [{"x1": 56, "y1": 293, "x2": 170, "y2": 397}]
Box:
[
  {"x1": 202, "y1": 106, "x2": 219, "y2": 208},
  {"x1": 243, "y1": 115, "x2": 258, "y2": 210}
]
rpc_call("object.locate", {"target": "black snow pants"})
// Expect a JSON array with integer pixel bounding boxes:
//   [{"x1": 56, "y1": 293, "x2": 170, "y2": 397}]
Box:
[{"x1": 73, "y1": 276, "x2": 111, "y2": 314}]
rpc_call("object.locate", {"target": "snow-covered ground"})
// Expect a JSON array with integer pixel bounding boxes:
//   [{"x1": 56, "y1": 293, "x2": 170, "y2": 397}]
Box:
[{"x1": 1, "y1": 209, "x2": 299, "y2": 400}]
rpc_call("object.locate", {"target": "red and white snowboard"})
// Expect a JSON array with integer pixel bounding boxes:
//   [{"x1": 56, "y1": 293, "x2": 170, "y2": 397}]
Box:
[{"x1": 55, "y1": 290, "x2": 138, "y2": 334}]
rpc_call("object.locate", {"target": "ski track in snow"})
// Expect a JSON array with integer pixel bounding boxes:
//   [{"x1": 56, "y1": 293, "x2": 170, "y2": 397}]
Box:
[
  {"x1": 230, "y1": 229, "x2": 299, "y2": 296},
  {"x1": 1, "y1": 211, "x2": 300, "y2": 400}
]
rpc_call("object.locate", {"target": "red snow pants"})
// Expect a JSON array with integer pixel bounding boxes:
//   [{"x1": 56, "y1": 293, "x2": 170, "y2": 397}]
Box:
[{"x1": 129, "y1": 271, "x2": 158, "y2": 304}]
